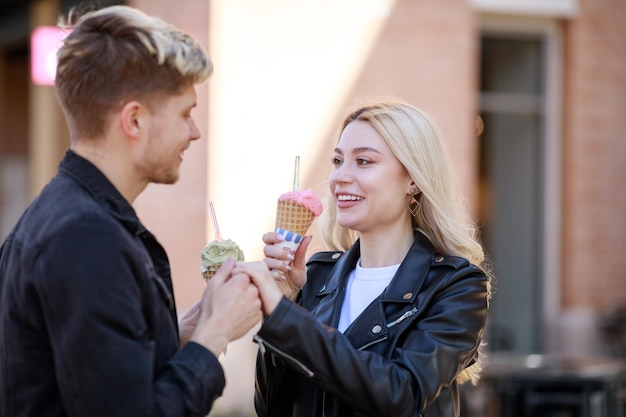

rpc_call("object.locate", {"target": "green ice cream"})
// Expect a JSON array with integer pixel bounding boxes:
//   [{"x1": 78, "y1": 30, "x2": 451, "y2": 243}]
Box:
[{"x1": 200, "y1": 239, "x2": 245, "y2": 279}]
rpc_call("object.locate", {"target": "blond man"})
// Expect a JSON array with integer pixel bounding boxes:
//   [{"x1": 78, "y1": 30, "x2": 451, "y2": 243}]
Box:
[{"x1": 0, "y1": 6, "x2": 261, "y2": 417}]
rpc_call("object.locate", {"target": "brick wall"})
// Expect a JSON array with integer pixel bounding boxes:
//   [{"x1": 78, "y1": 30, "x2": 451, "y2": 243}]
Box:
[
  {"x1": 561, "y1": 0, "x2": 626, "y2": 312},
  {"x1": 346, "y1": 0, "x2": 479, "y2": 213}
]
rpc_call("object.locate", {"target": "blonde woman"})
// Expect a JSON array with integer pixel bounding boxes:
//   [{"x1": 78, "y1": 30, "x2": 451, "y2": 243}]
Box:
[{"x1": 239, "y1": 100, "x2": 492, "y2": 417}]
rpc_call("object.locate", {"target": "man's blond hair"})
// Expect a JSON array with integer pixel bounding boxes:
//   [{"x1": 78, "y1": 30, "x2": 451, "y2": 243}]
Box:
[{"x1": 55, "y1": 5, "x2": 212, "y2": 140}]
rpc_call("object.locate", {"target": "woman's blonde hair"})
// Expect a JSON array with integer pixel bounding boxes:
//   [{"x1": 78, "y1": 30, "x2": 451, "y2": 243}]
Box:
[{"x1": 320, "y1": 99, "x2": 492, "y2": 384}]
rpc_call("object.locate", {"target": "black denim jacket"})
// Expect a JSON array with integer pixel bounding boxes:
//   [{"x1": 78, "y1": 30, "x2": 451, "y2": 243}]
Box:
[{"x1": 0, "y1": 150, "x2": 224, "y2": 417}]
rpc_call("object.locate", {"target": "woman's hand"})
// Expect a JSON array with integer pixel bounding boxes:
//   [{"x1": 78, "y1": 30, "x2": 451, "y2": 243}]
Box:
[
  {"x1": 261, "y1": 231, "x2": 311, "y2": 301},
  {"x1": 189, "y1": 258, "x2": 263, "y2": 356},
  {"x1": 233, "y1": 261, "x2": 282, "y2": 316}
]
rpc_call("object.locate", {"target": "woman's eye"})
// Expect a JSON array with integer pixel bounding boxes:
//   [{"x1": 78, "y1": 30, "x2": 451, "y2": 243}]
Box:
[
  {"x1": 331, "y1": 156, "x2": 343, "y2": 166},
  {"x1": 356, "y1": 158, "x2": 371, "y2": 166}
]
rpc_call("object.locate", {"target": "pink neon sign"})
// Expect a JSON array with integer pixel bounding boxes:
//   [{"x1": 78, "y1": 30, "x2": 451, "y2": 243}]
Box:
[{"x1": 30, "y1": 26, "x2": 69, "y2": 86}]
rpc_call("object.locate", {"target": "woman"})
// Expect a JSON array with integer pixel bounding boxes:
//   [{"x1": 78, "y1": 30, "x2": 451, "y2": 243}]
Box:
[{"x1": 241, "y1": 100, "x2": 492, "y2": 417}]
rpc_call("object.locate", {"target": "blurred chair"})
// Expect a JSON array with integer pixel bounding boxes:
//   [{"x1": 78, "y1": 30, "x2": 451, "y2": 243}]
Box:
[
  {"x1": 464, "y1": 352, "x2": 626, "y2": 417},
  {"x1": 599, "y1": 306, "x2": 626, "y2": 358}
]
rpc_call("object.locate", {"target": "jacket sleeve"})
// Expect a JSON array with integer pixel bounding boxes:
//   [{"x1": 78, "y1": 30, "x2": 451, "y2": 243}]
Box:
[
  {"x1": 36, "y1": 218, "x2": 224, "y2": 417},
  {"x1": 255, "y1": 264, "x2": 488, "y2": 417}
]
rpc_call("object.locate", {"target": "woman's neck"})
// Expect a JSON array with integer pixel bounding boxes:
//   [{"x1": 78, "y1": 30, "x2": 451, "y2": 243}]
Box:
[{"x1": 358, "y1": 222, "x2": 414, "y2": 268}]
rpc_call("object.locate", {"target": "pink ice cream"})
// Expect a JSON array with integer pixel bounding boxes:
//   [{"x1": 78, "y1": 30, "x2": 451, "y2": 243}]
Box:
[
  {"x1": 274, "y1": 189, "x2": 322, "y2": 259},
  {"x1": 278, "y1": 189, "x2": 323, "y2": 216}
]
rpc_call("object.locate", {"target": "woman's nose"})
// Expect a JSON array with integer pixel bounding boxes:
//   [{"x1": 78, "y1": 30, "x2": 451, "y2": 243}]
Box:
[{"x1": 330, "y1": 164, "x2": 353, "y2": 184}]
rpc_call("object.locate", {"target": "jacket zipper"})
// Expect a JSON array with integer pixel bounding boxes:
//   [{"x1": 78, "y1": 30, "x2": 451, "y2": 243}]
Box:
[
  {"x1": 387, "y1": 307, "x2": 418, "y2": 328},
  {"x1": 356, "y1": 307, "x2": 418, "y2": 350},
  {"x1": 254, "y1": 335, "x2": 315, "y2": 377},
  {"x1": 357, "y1": 335, "x2": 388, "y2": 351}
]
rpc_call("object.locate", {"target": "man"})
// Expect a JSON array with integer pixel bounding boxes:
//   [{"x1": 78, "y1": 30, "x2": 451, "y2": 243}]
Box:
[{"x1": 0, "y1": 6, "x2": 262, "y2": 417}]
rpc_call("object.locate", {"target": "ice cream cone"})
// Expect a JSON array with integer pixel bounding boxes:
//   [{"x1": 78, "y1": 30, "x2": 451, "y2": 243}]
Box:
[
  {"x1": 275, "y1": 200, "x2": 315, "y2": 236},
  {"x1": 201, "y1": 265, "x2": 220, "y2": 282},
  {"x1": 200, "y1": 239, "x2": 244, "y2": 282}
]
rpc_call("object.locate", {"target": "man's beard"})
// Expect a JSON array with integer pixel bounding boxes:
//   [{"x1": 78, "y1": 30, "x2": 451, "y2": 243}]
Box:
[{"x1": 136, "y1": 151, "x2": 180, "y2": 185}]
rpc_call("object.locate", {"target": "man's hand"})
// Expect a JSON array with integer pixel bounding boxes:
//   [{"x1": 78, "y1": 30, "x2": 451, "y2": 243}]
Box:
[
  {"x1": 178, "y1": 301, "x2": 201, "y2": 347},
  {"x1": 189, "y1": 258, "x2": 262, "y2": 356}
]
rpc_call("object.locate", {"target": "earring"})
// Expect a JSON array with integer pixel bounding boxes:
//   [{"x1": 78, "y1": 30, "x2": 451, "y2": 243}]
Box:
[{"x1": 408, "y1": 190, "x2": 421, "y2": 217}]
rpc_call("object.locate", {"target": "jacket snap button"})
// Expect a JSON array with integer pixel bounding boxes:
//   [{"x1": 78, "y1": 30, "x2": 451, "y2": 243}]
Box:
[
  {"x1": 434, "y1": 256, "x2": 444, "y2": 262},
  {"x1": 332, "y1": 252, "x2": 341, "y2": 259},
  {"x1": 403, "y1": 292, "x2": 413, "y2": 300},
  {"x1": 371, "y1": 325, "x2": 382, "y2": 334}
]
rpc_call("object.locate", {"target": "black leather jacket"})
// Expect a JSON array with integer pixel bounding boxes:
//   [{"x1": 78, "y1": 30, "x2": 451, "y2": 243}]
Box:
[{"x1": 254, "y1": 232, "x2": 489, "y2": 417}]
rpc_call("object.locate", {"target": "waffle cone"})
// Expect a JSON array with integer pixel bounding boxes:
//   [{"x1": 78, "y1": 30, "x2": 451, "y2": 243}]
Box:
[
  {"x1": 275, "y1": 200, "x2": 315, "y2": 236},
  {"x1": 202, "y1": 265, "x2": 221, "y2": 282}
]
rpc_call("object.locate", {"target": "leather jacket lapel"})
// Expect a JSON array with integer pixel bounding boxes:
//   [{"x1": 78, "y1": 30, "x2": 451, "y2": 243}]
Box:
[
  {"x1": 381, "y1": 232, "x2": 433, "y2": 304},
  {"x1": 310, "y1": 243, "x2": 360, "y2": 327},
  {"x1": 342, "y1": 301, "x2": 389, "y2": 350},
  {"x1": 342, "y1": 232, "x2": 435, "y2": 349}
]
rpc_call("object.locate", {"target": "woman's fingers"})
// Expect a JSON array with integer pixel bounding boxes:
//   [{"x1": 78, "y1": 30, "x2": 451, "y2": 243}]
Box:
[
  {"x1": 261, "y1": 231, "x2": 283, "y2": 245},
  {"x1": 232, "y1": 261, "x2": 282, "y2": 314},
  {"x1": 262, "y1": 231, "x2": 294, "y2": 280}
]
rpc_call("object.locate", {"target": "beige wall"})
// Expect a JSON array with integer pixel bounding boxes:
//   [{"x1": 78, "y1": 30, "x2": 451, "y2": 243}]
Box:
[
  {"x1": 122, "y1": 0, "x2": 476, "y2": 413},
  {"x1": 127, "y1": 0, "x2": 478, "y2": 414},
  {"x1": 126, "y1": 0, "x2": 479, "y2": 316}
]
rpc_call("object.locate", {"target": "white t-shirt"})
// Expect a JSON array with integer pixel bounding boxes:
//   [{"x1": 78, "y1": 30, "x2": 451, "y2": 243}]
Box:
[{"x1": 337, "y1": 259, "x2": 399, "y2": 333}]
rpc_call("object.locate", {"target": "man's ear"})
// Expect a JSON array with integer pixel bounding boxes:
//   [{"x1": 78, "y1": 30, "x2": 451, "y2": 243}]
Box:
[{"x1": 119, "y1": 101, "x2": 144, "y2": 139}]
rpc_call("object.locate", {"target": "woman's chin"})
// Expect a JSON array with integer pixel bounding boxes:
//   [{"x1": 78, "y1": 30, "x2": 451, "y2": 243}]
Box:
[{"x1": 336, "y1": 216, "x2": 360, "y2": 231}]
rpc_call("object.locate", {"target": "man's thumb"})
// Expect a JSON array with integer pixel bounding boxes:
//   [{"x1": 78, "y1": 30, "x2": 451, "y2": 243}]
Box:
[{"x1": 209, "y1": 257, "x2": 235, "y2": 285}]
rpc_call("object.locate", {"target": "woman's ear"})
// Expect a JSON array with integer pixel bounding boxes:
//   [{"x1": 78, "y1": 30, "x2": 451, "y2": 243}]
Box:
[
  {"x1": 409, "y1": 181, "x2": 420, "y2": 195},
  {"x1": 119, "y1": 101, "x2": 143, "y2": 139}
]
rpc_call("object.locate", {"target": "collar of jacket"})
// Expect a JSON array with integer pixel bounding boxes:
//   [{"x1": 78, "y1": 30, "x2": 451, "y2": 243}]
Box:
[
  {"x1": 310, "y1": 231, "x2": 435, "y2": 348},
  {"x1": 58, "y1": 149, "x2": 148, "y2": 237},
  {"x1": 316, "y1": 231, "x2": 434, "y2": 301}
]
